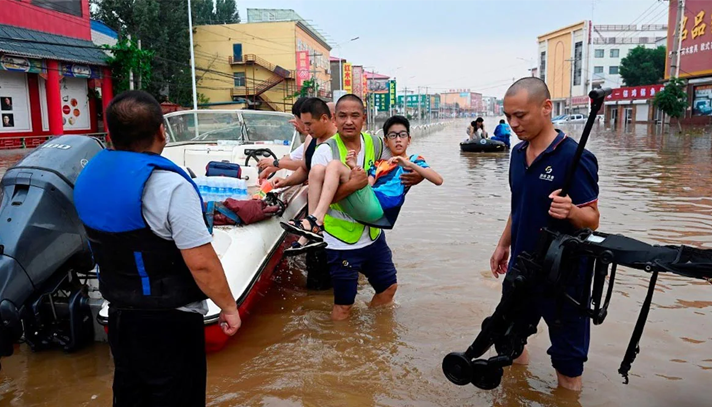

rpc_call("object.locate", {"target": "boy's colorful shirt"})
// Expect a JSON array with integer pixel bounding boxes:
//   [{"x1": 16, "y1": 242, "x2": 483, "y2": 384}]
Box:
[{"x1": 368, "y1": 154, "x2": 429, "y2": 209}]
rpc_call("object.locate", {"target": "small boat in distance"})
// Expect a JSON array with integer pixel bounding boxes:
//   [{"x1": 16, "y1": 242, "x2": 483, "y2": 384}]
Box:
[{"x1": 460, "y1": 137, "x2": 508, "y2": 153}]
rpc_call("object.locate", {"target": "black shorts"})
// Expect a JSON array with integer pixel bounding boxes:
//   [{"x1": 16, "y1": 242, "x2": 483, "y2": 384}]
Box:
[{"x1": 108, "y1": 307, "x2": 206, "y2": 407}]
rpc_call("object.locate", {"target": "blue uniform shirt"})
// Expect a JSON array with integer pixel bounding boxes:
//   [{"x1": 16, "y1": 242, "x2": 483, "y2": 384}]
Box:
[{"x1": 508, "y1": 130, "x2": 599, "y2": 271}]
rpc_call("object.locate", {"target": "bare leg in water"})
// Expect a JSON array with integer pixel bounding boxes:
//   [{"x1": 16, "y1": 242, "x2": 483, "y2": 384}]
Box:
[{"x1": 512, "y1": 346, "x2": 582, "y2": 391}]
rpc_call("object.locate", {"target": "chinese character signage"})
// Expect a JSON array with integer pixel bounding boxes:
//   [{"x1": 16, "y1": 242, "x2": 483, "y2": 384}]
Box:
[
  {"x1": 666, "y1": 0, "x2": 712, "y2": 79},
  {"x1": 374, "y1": 93, "x2": 389, "y2": 112},
  {"x1": 605, "y1": 84, "x2": 665, "y2": 101},
  {"x1": 431, "y1": 94, "x2": 440, "y2": 109},
  {"x1": 60, "y1": 63, "x2": 102, "y2": 79},
  {"x1": 296, "y1": 51, "x2": 310, "y2": 88},
  {"x1": 353, "y1": 66, "x2": 363, "y2": 100},
  {"x1": 0, "y1": 54, "x2": 45, "y2": 74},
  {"x1": 343, "y1": 63, "x2": 352, "y2": 93},
  {"x1": 388, "y1": 80, "x2": 396, "y2": 109},
  {"x1": 397, "y1": 95, "x2": 430, "y2": 109},
  {"x1": 362, "y1": 74, "x2": 368, "y2": 100}
]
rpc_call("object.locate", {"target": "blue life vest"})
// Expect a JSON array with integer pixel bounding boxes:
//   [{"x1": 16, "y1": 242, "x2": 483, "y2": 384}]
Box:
[{"x1": 74, "y1": 150, "x2": 208, "y2": 309}]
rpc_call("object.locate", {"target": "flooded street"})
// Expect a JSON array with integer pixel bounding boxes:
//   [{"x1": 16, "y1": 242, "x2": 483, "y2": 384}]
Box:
[{"x1": 0, "y1": 119, "x2": 711, "y2": 407}]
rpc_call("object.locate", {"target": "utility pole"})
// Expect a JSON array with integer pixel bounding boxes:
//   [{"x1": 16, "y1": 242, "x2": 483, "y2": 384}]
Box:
[
  {"x1": 566, "y1": 57, "x2": 576, "y2": 114},
  {"x1": 417, "y1": 86, "x2": 421, "y2": 122},
  {"x1": 309, "y1": 51, "x2": 322, "y2": 97},
  {"x1": 403, "y1": 86, "x2": 408, "y2": 117},
  {"x1": 128, "y1": 34, "x2": 134, "y2": 90},
  {"x1": 426, "y1": 86, "x2": 430, "y2": 124},
  {"x1": 187, "y1": 0, "x2": 198, "y2": 110},
  {"x1": 137, "y1": 39, "x2": 142, "y2": 90},
  {"x1": 670, "y1": 0, "x2": 686, "y2": 78}
]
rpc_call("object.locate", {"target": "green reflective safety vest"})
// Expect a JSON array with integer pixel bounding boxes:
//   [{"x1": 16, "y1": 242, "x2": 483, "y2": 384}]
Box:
[{"x1": 322, "y1": 132, "x2": 383, "y2": 244}]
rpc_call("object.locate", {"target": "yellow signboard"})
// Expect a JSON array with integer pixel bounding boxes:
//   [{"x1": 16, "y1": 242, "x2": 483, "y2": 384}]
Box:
[{"x1": 343, "y1": 63, "x2": 352, "y2": 93}]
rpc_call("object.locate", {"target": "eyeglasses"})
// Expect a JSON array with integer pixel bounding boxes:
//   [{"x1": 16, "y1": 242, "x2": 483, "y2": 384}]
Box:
[{"x1": 385, "y1": 131, "x2": 410, "y2": 140}]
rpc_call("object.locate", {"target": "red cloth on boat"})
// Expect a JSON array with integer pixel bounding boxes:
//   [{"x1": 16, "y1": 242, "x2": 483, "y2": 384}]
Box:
[{"x1": 223, "y1": 198, "x2": 280, "y2": 225}]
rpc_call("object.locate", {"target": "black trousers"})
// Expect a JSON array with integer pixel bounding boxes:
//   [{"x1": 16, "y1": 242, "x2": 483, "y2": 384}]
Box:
[
  {"x1": 306, "y1": 247, "x2": 332, "y2": 290},
  {"x1": 108, "y1": 307, "x2": 206, "y2": 407}
]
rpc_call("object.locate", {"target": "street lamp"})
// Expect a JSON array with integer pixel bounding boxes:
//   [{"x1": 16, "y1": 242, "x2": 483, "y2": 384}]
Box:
[
  {"x1": 517, "y1": 57, "x2": 537, "y2": 77},
  {"x1": 336, "y1": 36, "x2": 360, "y2": 91}
]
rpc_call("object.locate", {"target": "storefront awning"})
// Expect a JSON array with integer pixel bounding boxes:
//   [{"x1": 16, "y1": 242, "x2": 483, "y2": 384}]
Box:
[{"x1": 0, "y1": 24, "x2": 108, "y2": 66}]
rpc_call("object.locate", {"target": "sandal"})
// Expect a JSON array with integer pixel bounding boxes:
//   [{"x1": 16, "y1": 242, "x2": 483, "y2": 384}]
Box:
[
  {"x1": 280, "y1": 215, "x2": 324, "y2": 241},
  {"x1": 284, "y1": 240, "x2": 327, "y2": 256}
]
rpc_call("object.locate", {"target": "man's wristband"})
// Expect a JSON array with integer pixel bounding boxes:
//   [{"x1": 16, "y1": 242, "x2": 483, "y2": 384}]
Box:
[{"x1": 273, "y1": 159, "x2": 280, "y2": 168}]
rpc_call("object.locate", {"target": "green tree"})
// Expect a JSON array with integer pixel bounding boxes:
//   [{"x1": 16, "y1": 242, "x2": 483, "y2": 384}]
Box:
[
  {"x1": 193, "y1": 0, "x2": 240, "y2": 25},
  {"x1": 91, "y1": 0, "x2": 199, "y2": 106},
  {"x1": 214, "y1": 0, "x2": 240, "y2": 24},
  {"x1": 288, "y1": 79, "x2": 317, "y2": 99},
  {"x1": 104, "y1": 37, "x2": 154, "y2": 93},
  {"x1": 619, "y1": 46, "x2": 666, "y2": 87},
  {"x1": 654, "y1": 77, "x2": 688, "y2": 132}
]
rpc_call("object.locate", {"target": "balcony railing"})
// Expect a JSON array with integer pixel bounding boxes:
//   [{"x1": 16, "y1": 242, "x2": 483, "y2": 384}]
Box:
[{"x1": 228, "y1": 54, "x2": 294, "y2": 79}]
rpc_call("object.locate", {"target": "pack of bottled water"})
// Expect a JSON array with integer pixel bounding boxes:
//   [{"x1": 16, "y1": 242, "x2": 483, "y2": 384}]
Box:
[{"x1": 194, "y1": 176, "x2": 249, "y2": 202}]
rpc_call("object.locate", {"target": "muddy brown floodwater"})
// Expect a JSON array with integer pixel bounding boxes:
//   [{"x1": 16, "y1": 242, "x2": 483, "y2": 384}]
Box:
[{"x1": 0, "y1": 120, "x2": 711, "y2": 407}]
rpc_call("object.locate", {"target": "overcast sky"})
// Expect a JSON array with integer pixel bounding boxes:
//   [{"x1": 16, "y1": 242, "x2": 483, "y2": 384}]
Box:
[{"x1": 237, "y1": 0, "x2": 670, "y2": 98}]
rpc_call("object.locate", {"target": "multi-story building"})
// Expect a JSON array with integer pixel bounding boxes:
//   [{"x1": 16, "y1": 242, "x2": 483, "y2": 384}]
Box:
[
  {"x1": 482, "y1": 96, "x2": 497, "y2": 116},
  {"x1": 537, "y1": 21, "x2": 592, "y2": 116},
  {"x1": 439, "y1": 89, "x2": 482, "y2": 117},
  {"x1": 666, "y1": 0, "x2": 712, "y2": 124},
  {"x1": 193, "y1": 9, "x2": 331, "y2": 112},
  {"x1": 589, "y1": 24, "x2": 667, "y2": 90},
  {"x1": 0, "y1": 0, "x2": 113, "y2": 149}
]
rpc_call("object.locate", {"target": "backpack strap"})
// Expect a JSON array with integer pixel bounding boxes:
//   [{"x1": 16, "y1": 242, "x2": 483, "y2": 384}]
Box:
[
  {"x1": 323, "y1": 138, "x2": 340, "y2": 161},
  {"x1": 369, "y1": 133, "x2": 384, "y2": 160}
]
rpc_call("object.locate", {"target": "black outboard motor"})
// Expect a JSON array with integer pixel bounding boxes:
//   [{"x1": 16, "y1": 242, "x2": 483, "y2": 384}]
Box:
[{"x1": 0, "y1": 136, "x2": 104, "y2": 365}]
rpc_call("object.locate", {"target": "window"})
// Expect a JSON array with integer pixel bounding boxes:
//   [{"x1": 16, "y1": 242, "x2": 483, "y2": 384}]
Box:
[
  {"x1": 594, "y1": 49, "x2": 604, "y2": 58},
  {"x1": 573, "y1": 42, "x2": 583, "y2": 86},
  {"x1": 31, "y1": 0, "x2": 82, "y2": 17},
  {"x1": 594, "y1": 66, "x2": 604, "y2": 74},
  {"x1": 609, "y1": 66, "x2": 619, "y2": 75},
  {"x1": 610, "y1": 49, "x2": 620, "y2": 58},
  {"x1": 232, "y1": 44, "x2": 242, "y2": 62},
  {"x1": 539, "y1": 51, "x2": 546, "y2": 83},
  {"x1": 233, "y1": 72, "x2": 245, "y2": 87}
]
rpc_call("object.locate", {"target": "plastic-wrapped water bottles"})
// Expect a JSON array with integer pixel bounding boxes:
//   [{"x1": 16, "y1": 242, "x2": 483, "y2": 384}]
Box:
[{"x1": 195, "y1": 176, "x2": 251, "y2": 202}]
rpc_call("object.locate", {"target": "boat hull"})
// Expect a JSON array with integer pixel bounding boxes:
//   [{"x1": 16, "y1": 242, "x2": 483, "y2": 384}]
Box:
[
  {"x1": 460, "y1": 139, "x2": 508, "y2": 153},
  {"x1": 99, "y1": 184, "x2": 308, "y2": 352}
]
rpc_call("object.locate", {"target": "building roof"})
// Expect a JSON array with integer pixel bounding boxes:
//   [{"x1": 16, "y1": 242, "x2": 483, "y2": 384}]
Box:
[
  {"x1": 246, "y1": 8, "x2": 332, "y2": 51},
  {"x1": 0, "y1": 24, "x2": 109, "y2": 66},
  {"x1": 90, "y1": 20, "x2": 118, "y2": 40},
  {"x1": 365, "y1": 71, "x2": 389, "y2": 80},
  {"x1": 538, "y1": 21, "x2": 587, "y2": 42}
]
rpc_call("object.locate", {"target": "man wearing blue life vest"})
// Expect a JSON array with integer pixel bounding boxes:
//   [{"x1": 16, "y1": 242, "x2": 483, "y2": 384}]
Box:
[
  {"x1": 491, "y1": 119, "x2": 512, "y2": 149},
  {"x1": 490, "y1": 78, "x2": 600, "y2": 391},
  {"x1": 74, "y1": 91, "x2": 241, "y2": 406}
]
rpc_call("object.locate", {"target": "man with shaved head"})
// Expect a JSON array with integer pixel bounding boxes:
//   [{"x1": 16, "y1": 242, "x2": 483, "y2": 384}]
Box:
[{"x1": 490, "y1": 77, "x2": 600, "y2": 391}]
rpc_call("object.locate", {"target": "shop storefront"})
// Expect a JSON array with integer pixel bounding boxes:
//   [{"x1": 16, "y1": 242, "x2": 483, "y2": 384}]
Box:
[
  {"x1": 0, "y1": 53, "x2": 110, "y2": 149},
  {"x1": 666, "y1": 0, "x2": 712, "y2": 125},
  {"x1": 692, "y1": 83, "x2": 712, "y2": 117},
  {"x1": 603, "y1": 84, "x2": 665, "y2": 127},
  {"x1": 0, "y1": 20, "x2": 112, "y2": 149}
]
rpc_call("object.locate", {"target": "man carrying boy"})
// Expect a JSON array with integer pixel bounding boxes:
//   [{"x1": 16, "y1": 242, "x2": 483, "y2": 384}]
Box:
[{"x1": 283, "y1": 95, "x2": 434, "y2": 320}]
